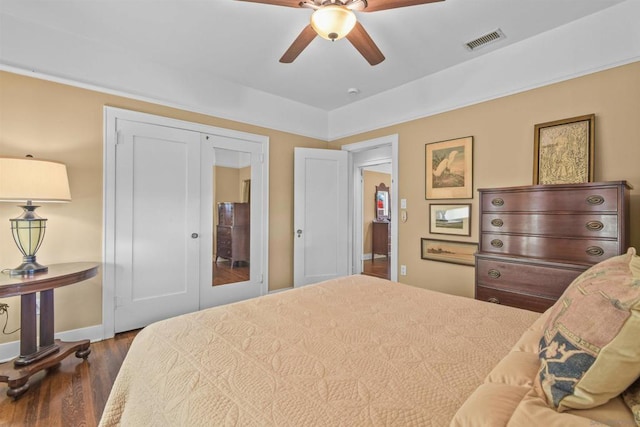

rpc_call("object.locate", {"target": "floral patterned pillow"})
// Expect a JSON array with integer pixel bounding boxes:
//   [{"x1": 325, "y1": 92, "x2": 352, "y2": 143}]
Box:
[{"x1": 537, "y1": 247, "x2": 640, "y2": 411}]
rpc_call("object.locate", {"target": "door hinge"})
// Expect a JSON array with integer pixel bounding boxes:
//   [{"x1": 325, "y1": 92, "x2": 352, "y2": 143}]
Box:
[
  {"x1": 259, "y1": 154, "x2": 265, "y2": 163},
  {"x1": 115, "y1": 130, "x2": 124, "y2": 145},
  {"x1": 259, "y1": 274, "x2": 264, "y2": 283}
]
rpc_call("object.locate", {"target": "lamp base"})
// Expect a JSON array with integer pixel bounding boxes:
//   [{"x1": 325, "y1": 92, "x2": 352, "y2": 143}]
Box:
[{"x1": 8, "y1": 258, "x2": 48, "y2": 276}]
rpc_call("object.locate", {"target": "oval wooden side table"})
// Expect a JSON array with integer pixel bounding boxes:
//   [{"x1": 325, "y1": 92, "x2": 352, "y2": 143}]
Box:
[{"x1": 0, "y1": 262, "x2": 99, "y2": 398}]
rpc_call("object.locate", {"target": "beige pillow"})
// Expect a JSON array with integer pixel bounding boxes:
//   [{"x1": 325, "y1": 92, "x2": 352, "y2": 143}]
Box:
[
  {"x1": 623, "y1": 377, "x2": 640, "y2": 426},
  {"x1": 537, "y1": 247, "x2": 640, "y2": 411}
]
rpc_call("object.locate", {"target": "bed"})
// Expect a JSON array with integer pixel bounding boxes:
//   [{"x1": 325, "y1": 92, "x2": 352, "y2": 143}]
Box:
[{"x1": 100, "y1": 271, "x2": 638, "y2": 426}]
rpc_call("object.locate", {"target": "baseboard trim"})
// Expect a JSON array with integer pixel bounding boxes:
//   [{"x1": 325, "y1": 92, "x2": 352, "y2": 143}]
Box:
[
  {"x1": 269, "y1": 287, "x2": 293, "y2": 294},
  {"x1": 0, "y1": 324, "x2": 104, "y2": 363}
]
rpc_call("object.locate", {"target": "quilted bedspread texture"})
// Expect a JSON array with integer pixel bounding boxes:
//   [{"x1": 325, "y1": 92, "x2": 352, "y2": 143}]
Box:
[{"x1": 99, "y1": 275, "x2": 540, "y2": 426}]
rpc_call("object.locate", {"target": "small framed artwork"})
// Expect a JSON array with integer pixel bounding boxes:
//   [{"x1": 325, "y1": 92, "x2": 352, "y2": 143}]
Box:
[
  {"x1": 429, "y1": 204, "x2": 471, "y2": 236},
  {"x1": 420, "y1": 238, "x2": 478, "y2": 266},
  {"x1": 533, "y1": 114, "x2": 595, "y2": 185},
  {"x1": 425, "y1": 136, "x2": 473, "y2": 199}
]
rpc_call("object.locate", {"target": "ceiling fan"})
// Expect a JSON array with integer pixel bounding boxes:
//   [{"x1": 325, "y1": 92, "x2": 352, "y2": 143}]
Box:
[{"x1": 237, "y1": 0, "x2": 444, "y2": 66}]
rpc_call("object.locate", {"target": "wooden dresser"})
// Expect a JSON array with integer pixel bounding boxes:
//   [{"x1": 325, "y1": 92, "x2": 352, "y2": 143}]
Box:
[
  {"x1": 372, "y1": 220, "x2": 390, "y2": 260},
  {"x1": 216, "y1": 202, "x2": 249, "y2": 267},
  {"x1": 475, "y1": 181, "x2": 631, "y2": 312}
]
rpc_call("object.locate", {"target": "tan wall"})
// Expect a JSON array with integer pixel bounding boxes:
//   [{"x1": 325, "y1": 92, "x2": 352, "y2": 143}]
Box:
[
  {"x1": 239, "y1": 166, "x2": 251, "y2": 202},
  {"x1": 363, "y1": 171, "x2": 391, "y2": 255},
  {"x1": 215, "y1": 166, "x2": 242, "y2": 205},
  {"x1": 330, "y1": 61, "x2": 640, "y2": 298},
  {"x1": 2, "y1": 62, "x2": 639, "y2": 343},
  {"x1": 0, "y1": 71, "x2": 326, "y2": 344}
]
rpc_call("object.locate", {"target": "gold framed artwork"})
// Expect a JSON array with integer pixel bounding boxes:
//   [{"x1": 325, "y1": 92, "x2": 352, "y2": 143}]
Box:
[
  {"x1": 425, "y1": 136, "x2": 473, "y2": 199},
  {"x1": 420, "y1": 238, "x2": 477, "y2": 266},
  {"x1": 533, "y1": 114, "x2": 595, "y2": 185},
  {"x1": 429, "y1": 204, "x2": 471, "y2": 236}
]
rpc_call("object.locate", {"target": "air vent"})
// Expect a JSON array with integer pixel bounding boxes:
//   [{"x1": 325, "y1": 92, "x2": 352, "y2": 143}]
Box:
[{"x1": 465, "y1": 29, "x2": 506, "y2": 51}]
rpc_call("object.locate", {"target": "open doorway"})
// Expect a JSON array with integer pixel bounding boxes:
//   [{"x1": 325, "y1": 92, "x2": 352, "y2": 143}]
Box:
[
  {"x1": 361, "y1": 165, "x2": 392, "y2": 280},
  {"x1": 343, "y1": 134, "x2": 398, "y2": 282}
]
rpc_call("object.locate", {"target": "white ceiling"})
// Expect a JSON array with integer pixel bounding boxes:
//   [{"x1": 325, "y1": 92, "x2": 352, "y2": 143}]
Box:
[{"x1": 0, "y1": 0, "x2": 638, "y2": 139}]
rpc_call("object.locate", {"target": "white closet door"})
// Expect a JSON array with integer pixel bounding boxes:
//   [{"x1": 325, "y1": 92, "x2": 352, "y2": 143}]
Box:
[{"x1": 114, "y1": 120, "x2": 200, "y2": 332}]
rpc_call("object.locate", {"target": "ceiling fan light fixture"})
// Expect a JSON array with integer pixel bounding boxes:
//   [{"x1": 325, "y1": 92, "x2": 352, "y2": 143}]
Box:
[{"x1": 310, "y1": 5, "x2": 357, "y2": 41}]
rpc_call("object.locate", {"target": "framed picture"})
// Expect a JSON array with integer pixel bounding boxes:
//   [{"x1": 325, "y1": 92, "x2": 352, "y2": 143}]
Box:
[
  {"x1": 425, "y1": 136, "x2": 473, "y2": 199},
  {"x1": 420, "y1": 238, "x2": 478, "y2": 266},
  {"x1": 429, "y1": 204, "x2": 471, "y2": 236},
  {"x1": 533, "y1": 114, "x2": 595, "y2": 185}
]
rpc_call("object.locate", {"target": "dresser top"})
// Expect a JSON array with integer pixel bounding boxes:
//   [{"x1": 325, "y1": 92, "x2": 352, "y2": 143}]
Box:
[{"x1": 478, "y1": 180, "x2": 632, "y2": 193}]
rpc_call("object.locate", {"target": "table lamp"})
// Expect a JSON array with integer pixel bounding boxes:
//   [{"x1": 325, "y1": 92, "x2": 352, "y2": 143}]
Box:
[{"x1": 0, "y1": 156, "x2": 71, "y2": 276}]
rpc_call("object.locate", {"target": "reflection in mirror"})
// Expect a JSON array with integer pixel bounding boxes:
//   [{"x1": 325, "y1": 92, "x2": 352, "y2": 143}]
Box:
[
  {"x1": 212, "y1": 148, "x2": 251, "y2": 286},
  {"x1": 375, "y1": 183, "x2": 390, "y2": 221}
]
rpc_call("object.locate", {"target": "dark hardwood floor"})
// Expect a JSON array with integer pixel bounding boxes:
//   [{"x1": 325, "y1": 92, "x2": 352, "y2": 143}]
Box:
[
  {"x1": 0, "y1": 330, "x2": 138, "y2": 427},
  {"x1": 362, "y1": 257, "x2": 390, "y2": 280},
  {"x1": 213, "y1": 260, "x2": 250, "y2": 286}
]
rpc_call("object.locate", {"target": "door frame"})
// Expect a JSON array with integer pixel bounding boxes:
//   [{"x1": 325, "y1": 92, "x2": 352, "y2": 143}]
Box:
[
  {"x1": 342, "y1": 134, "x2": 399, "y2": 281},
  {"x1": 103, "y1": 107, "x2": 269, "y2": 339}
]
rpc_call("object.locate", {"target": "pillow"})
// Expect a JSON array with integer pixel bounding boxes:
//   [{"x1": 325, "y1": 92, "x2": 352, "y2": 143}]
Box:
[
  {"x1": 623, "y1": 377, "x2": 640, "y2": 426},
  {"x1": 537, "y1": 247, "x2": 640, "y2": 412}
]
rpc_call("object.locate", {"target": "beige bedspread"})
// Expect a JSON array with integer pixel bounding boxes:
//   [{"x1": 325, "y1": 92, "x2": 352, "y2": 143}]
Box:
[{"x1": 100, "y1": 275, "x2": 539, "y2": 426}]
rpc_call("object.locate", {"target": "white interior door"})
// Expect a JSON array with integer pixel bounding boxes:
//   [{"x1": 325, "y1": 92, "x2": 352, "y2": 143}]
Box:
[
  {"x1": 113, "y1": 120, "x2": 200, "y2": 332},
  {"x1": 294, "y1": 148, "x2": 349, "y2": 287}
]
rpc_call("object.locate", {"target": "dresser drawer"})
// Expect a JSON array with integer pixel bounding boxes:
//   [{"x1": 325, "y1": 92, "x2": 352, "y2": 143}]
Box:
[
  {"x1": 217, "y1": 245, "x2": 232, "y2": 258},
  {"x1": 480, "y1": 234, "x2": 620, "y2": 264},
  {"x1": 481, "y1": 213, "x2": 618, "y2": 238},
  {"x1": 481, "y1": 186, "x2": 619, "y2": 213},
  {"x1": 476, "y1": 257, "x2": 583, "y2": 300},
  {"x1": 476, "y1": 286, "x2": 556, "y2": 313},
  {"x1": 217, "y1": 226, "x2": 231, "y2": 239}
]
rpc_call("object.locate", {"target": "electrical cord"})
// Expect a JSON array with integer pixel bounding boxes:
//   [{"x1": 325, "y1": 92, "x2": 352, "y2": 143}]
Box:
[{"x1": 0, "y1": 303, "x2": 20, "y2": 335}]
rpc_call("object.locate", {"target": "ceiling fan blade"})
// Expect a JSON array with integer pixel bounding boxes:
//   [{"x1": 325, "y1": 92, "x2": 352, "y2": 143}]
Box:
[
  {"x1": 235, "y1": 0, "x2": 302, "y2": 7},
  {"x1": 280, "y1": 25, "x2": 317, "y2": 63},
  {"x1": 363, "y1": 0, "x2": 444, "y2": 13},
  {"x1": 345, "y1": 22, "x2": 385, "y2": 66}
]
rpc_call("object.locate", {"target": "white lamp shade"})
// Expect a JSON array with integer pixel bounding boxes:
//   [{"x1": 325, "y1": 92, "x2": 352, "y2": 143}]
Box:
[
  {"x1": 311, "y1": 5, "x2": 357, "y2": 41},
  {"x1": 0, "y1": 157, "x2": 71, "y2": 202}
]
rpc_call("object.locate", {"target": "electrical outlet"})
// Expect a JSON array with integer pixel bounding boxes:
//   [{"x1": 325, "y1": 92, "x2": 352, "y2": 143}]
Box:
[{"x1": 400, "y1": 265, "x2": 407, "y2": 276}]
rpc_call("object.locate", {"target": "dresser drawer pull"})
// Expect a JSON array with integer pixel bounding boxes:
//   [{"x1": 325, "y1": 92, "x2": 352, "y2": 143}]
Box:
[
  {"x1": 490, "y1": 239, "x2": 504, "y2": 248},
  {"x1": 487, "y1": 297, "x2": 500, "y2": 304},
  {"x1": 585, "y1": 221, "x2": 604, "y2": 231},
  {"x1": 586, "y1": 246, "x2": 605, "y2": 257},
  {"x1": 488, "y1": 269, "x2": 501, "y2": 279},
  {"x1": 586, "y1": 195, "x2": 605, "y2": 205},
  {"x1": 491, "y1": 198, "x2": 504, "y2": 207},
  {"x1": 491, "y1": 218, "x2": 504, "y2": 227}
]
